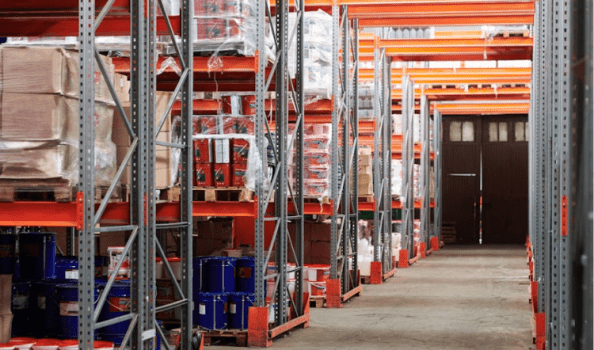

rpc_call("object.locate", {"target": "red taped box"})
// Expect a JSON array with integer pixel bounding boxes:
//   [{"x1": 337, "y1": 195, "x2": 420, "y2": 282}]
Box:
[
  {"x1": 194, "y1": 139, "x2": 213, "y2": 163},
  {"x1": 193, "y1": 116, "x2": 217, "y2": 135},
  {"x1": 231, "y1": 138, "x2": 249, "y2": 163},
  {"x1": 214, "y1": 163, "x2": 231, "y2": 187},
  {"x1": 195, "y1": 163, "x2": 214, "y2": 187},
  {"x1": 232, "y1": 163, "x2": 248, "y2": 187}
]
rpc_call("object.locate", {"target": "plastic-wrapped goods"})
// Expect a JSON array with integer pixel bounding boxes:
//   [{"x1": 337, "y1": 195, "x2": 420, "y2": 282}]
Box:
[
  {"x1": 392, "y1": 114, "x2": 402, "y2": 136},
  {"x1": 413, "y1": 164, "x2": 421, "y2": 201},
  {"x1": 391, "y1": 159, "x2": 403, "y2": 198},
  {"x1": 0, "y1": 47, "x2": 117, "y2": 187},
  {"x1": 187, "y1": 0, "x2": 274, "y2": 59}
]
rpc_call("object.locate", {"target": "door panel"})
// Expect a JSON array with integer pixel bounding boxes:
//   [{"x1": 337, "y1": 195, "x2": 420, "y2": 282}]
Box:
[
  {"x1": 481, "y1": 117, "x2": 528, "y2": 244},
  {"x1": 442, "y1": 118, "x2": 481, "y2": 244}
]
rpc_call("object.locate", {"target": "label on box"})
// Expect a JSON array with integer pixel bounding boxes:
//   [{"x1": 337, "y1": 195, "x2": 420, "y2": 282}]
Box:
[
  {"x1": 230, "y1": 303, "x2": 237, "y2": 314},
  {"x1": 60, "y1": 301, "x2": 79, "y2": 316},
  {"x1": 199, "y1": 303, "x2": 206, "y2": 315},
  {"x1": 12, "y1": 294, "x2": 29, "y2": 310},
  {"x1": 215, "y1": 139, "x2": 230, "y2": 163},
  {"x1": 65, "y1": 270, "x2": 79, "y2": 280},
  {"x1": 38, "y1": 295, "x2": 47, "y2": 310},
  {"x1": 109, "y1": 297, "x2": 130, "y2": 312}
]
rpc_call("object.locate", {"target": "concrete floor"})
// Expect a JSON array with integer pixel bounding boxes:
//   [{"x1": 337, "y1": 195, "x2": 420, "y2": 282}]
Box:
[{"x1": 208, "y1": 245, "x2": 534, "y2": 350}]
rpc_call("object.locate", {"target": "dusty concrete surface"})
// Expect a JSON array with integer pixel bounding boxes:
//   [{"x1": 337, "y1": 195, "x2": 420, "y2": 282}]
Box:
[{"x1": 208, "y1": 245, "x2": 534, "y2": 350}]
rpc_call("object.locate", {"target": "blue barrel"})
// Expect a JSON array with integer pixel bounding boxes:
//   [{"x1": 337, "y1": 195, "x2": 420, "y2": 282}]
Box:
[
  {"x1": 56, "y1": 283, "x2": 98, "y2": 339},
  {"x1": 0, "y1": 234, "x2": 16, "y2": 274},
  {"x1": 192, "y1": 257, "x2": 210, "y2": 293},
  {"x1": 205, "y1": 257, "x2": 236, "y2": 293},
  {"x1": 196, "y1": 293, "x2": 228, "y2": 330},
  {"x1": 228, "y1": 292, "x2": 254, "y2": 330},
  {"x1": 19, "y1": 232, "x2": 56, "y2": 280},
  {"x1": 31, "y1": 280, "x2": 59, "y2": 338},
  {"x1": 55, "y1": 257, "x2": 79, "y2": 281},
  {"x1": 99, "y1": 280, "x2": 131, "y2": 345},
  {"x1": 235, "y1": 257, "x2": 255, "y2": 293},
  {"x1": 11, "y1": 281, "x2": 32, "y2": 337},
  {"x1": 156, "y1": 320, "x2": 163, "y2": 349}
]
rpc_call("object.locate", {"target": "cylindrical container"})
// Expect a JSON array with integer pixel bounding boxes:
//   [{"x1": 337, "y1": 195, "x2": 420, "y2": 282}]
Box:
[
  {"x1": 222, "y1": 95, "x2": 242, "y2": 115},
  {"x1": 31, "y1": 339, "x2": 60, "y2": 350},
  {"x1": 11, "y1": 281, "x2": 31, "y2": 337},
  {"x1": 95, "y1": 256, "x2": 108, "y2": 278},
  {"x1": 235, "y1": 257, "x2": 255, "y2": 293},
  {"x1": 7, "y1": 338, "x2": 36, "y2": 350},
  {"x1": 55, "y1": 257, "x2": 78, "y2": 281},
  {"x1": 196, "y1": 293, "x2": 228, "y2": 330},
  {"x1": 193, "y1": 257, "x2": 210, "y2": 293},
  {"x1": 241, "y1": 95, "x2": 256, "y2": 115},
  {"x1": 98, "y1": 280, "x2": 130, "y2": 345},
  {"x1": 228, "y1": 292, "x2": 254, "y2": 330},
  {"x1": 205, "y1": 257, "x2": 236, "y2": 293},
  {"x1": 155, "y1": 320, "x2": 163, "y2": 350},
  {"x1": 155, "y1": 257, "x2": 164, "y2": 279},
  {"x1": 57, "y1": 340, "x2": 78, "y2": 350},
  {"x1": 19, "y1": 232, "x2": 57, "y2": 280},
  {"x1": 31, "y1": 280, "x2": 59, "y2": 338},
  {"x1": 166, "y1": 257, "x2": 181, "y2": 280},
  {"x1": 56, "y1": 283, "x2": 98, "y2": 339},
  {"x1": 107, "y1": 247, "x2": 129, "y2": 280},
  {"x1": 0, "y1": 234, "x2": 16, "y2": 274}
]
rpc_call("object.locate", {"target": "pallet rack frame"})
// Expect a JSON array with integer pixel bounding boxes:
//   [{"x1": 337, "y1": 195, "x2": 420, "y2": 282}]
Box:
[
  {"x1": 432, "y1": 109, "x2": 443, "y2": 247},
  {"x1": 419, "y1": 95, "x2": 430, "y2": 252},
  {"x1": 401, "y1": 77, "x2": 415, "y2": 260}
]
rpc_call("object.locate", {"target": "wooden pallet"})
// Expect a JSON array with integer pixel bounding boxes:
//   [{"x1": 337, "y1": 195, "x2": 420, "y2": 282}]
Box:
[
  {"x1": 160, "y1": 186, "x2": 253, "y2": 202},
  {"x1": 202, "y1": 329, "x2": 248, "y2": 347},
  {"x1": 358, "y1": 195, "x2": 374, "y2": 203},
  {"x1": 0, "y1": 179, "x2": 124, "y2": 203},
  {"x1": 309, "y1": 296, "x2": 325, "y2": 308}
]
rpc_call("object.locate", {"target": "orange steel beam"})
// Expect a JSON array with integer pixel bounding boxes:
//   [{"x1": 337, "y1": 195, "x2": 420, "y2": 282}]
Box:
[
  {"x1": 392, "y1": 87, "x2": 531, "y2": 101},
  {"x1": 360, "y1": 68, "x2": 532, "y2": 86},
  {"x1": 358, "y1": 37, "x2": 533, "y2": 61},
  {"x1": 392, "y1": 102, "x2": 530, "y2": 115}
]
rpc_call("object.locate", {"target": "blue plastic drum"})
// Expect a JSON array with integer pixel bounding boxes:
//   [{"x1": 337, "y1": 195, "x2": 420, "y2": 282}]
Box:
[
  {"x1": 235, "y1": 257, "x2": 255, "y2": 293},
  {"x1": 205, "y1": 257, "x2": 236, "y2": 293},
  {"x1": 19, "y1": 232, "x2": 56, "y2": 280},
  {"x1": 31, "y1": 280, "x2": 59, "y2": 338},
  {"x1": 228, "y1": 292, "x2": 254, "y2": 330},
  {"x1": 192, "y1": 256, "x2": 210, "y2": 293},
  {"x1": 55, "y1": 257, "x2": 79, "y2": 281},
  {"x1": 0, "y1": 234, "x2": 16, "y2": 274},
  {"x1": 98, "y1": 280, "x2": 131, "y2": 345},
  {"x1": 196, "y1": 293, "x2": 228, "y2": 330},
  {"x1": 11, "y1": 281, "x2": 32, "y2": 337},
  {"x1": 56, "y1": 282, "x2": 98, "y2": 339}
]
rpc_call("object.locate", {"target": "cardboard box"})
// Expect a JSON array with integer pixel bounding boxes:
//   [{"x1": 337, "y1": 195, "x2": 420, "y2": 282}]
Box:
[
  {"x1": 194, "y1": 139, "x2": 213, "y2": 163},
  {"x1": 231, "y1": 138, "x2": 249, "y2": 163},
  {"x1": 358, "y1": 173, "x2": 373, "y2": 195},
  {"x1": 0, "y1": 275, "x2": 12, "y2": 315},
  {"x1": 2, "y1": 46, "x2": 114, "y2": 101},
  {"x1": 358, "y1": 148, "x2": 372, "y2": 166},
  {"x1": 214, "y1": 163, "x2": 231, "y2": 187},
  {"x1": 358, "y1": 165, "x2": 373, "y2": 175},
  {"x1": 0, "y1": 143, "x2": 78, "y2": 183},
  {"x1": 231, "y1": 163, "x2": 247, "y2": 187}
]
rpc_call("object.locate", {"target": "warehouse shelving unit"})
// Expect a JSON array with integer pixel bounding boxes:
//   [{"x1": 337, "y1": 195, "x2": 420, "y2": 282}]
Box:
[
  {"x1": 400, "y1": 77, "x2": 416, "y2": 263},
  {"x1": 326, "y1": 4, "x2": 363, "y2": 308},
  {"x1": 432, "y1": 108, "x2": 443, "y2": 250},
  {"x1": 0, "y1": 1, "x2": 194, "y2": 349}
]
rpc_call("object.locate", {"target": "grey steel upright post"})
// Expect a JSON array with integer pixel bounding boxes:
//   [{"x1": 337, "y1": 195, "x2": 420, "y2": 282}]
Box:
[
  {"x1": 401, "y1": 77, "x2": 415, "y2": 259},
  {"x1": 420, "y1": 96, "x2": 430, "y2": 250},
  {"x1": 549, "y1": 0, "x2": 574, "y2": 345},
  {"x1": 433, "y1": 109, "x2": 442, "y2": 245},
  {"x1": 330, "y1": 3, "x2": 340, "y2": 281},
  {"x1": 351, "y1": 18, "x2": 360, "y2": 289},
  {"x1": 383, "y1": 55, "x2": 393, "y2": 272},
  {"x1": 254, "y1": 0, "x2": 266, "y2": 309},
  {"x1": 373, "y1": 40, "x2": 381, "y2": 263},
  {"x1": 78, "y1": 1, "x2": 96, "y2": 348}
]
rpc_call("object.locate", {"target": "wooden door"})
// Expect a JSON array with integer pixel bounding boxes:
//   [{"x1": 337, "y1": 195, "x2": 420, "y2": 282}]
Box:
[
  {"x1": 441, "y1": 117, "x2": 481, "y2": 244},
  {"x1": 481, "y1": 116, "x2": 529, "y2": 244}
]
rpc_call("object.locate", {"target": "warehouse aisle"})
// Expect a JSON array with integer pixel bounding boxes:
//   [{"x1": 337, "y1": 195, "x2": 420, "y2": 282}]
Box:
[{"x1": 271, "y1": 246, "x2": 533, "y2": 350}]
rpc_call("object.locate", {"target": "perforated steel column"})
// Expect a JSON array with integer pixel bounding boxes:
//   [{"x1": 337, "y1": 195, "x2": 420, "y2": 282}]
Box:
[{"x1": 420, "y1": 96, "x2": 430, "y2": 248}]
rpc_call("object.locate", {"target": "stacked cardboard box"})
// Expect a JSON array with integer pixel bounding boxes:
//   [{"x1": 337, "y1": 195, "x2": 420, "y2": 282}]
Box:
[
  {"x1": 192, "y1": 218, "x2": 235, "y2": 256},
  {"x1": 112, "y1": 92, "x2": 176, "y2": 189},
  {"x1": 0, "y1": 275, "x2": 12, "y2": 343},
  {"x1": 358, "y1": 148, "x2": 373, "y2": 196},
  {"x1": 0, "y1": 46, "x2": 117, "y2": 186},
  {"x1": 359, "y1": 84, "x2": 375, "y2": 120}
]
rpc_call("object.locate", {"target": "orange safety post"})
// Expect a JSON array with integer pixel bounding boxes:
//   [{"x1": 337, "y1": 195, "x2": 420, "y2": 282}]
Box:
[
  {"x1": 419, "y1": 242, "x2": 427, "y2": 258},
  {"x1": 370, "y1": 262, "x2": 383, "y2": 285},
  {"x1": 326, "y1": 279, "x2": 342, "y2": 308},
  {"x1": 430, "y1": 236, "x2": 440, "y2": 251},
  {"x1": 247, "y1": 306, "x2": 271, "y2": 347},
  {"x1": 534, "y1": 313, "x2": 546, "y2": 350},
  {"x1": 398, "y1": 250, "x2": 409, "y2": 268}
]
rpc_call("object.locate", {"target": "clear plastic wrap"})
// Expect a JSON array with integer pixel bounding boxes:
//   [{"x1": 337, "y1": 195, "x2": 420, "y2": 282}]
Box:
[
  {"x1": 391, "y1": 159, "x2": 402, "y2": 198},
  {"x1": 481, "y1": 25, "x2": 530, "y2": 39},
  {"x1": 0, "y1": 46, "x2": 117, "y2": 187}
]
